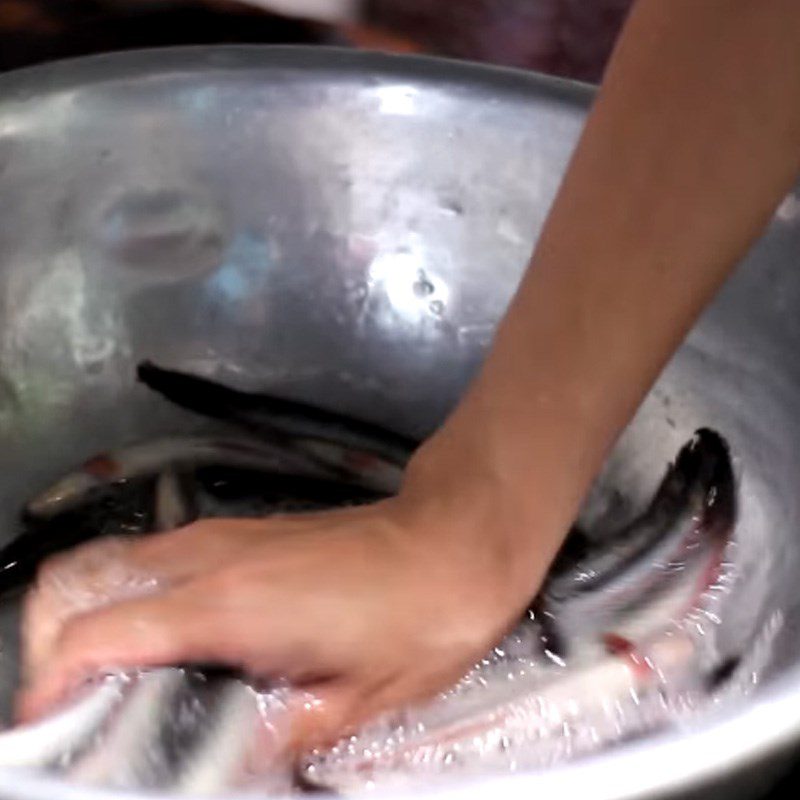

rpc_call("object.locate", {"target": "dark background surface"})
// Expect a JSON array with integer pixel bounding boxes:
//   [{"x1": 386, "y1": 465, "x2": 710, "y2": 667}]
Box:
[
  {"x1": 0, "y1": 0, "x2": 632, "y2": 80},
  {"x1": 0, "y1": 1, "x2": 795, "y2": 797}
]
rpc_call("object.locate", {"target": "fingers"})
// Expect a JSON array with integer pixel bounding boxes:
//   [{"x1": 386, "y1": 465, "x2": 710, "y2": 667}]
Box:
[
  {"x1": 14, "y1": 499, "x2": 481, "y2": 761},
  {"x1": 18, "y1": 582, "x2": 235, "y2": 722},
  {"x1": 22, "y1": 537, "x2": 160, "y2": 679},
  {"x1": 18, "y1": 562, "x2": 328, "y2": 724},
  {"x1": 22, "y1": 518, "x2": 273, "y2": 680}
]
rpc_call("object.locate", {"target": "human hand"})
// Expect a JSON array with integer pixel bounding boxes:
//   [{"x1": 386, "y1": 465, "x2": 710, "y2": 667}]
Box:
[{"x1": 16, "y1": 450, "x2": 547, "y2": 751}]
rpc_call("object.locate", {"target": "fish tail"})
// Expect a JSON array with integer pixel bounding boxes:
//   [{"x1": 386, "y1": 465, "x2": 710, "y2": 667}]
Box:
[
  {"x1": 137, "y1": 361, "x2": 417, "y2": 466},
  {"x1": 646, "y1": 428, "x2": 734, "y2": 522}
]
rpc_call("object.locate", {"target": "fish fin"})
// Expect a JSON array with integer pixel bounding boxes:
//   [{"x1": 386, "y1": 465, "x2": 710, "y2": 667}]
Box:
[
  {"x1": 648, "y1": 428, "x2": 735, "y2": 525},
  {"x1": 137, "y1": 361, "x2": 267, "y2": 425}
]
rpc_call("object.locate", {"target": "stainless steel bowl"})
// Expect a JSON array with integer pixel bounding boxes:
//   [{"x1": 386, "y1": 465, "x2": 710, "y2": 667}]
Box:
[{"x1": 0, "y1": 45, "x2": 799, "y2": 800}]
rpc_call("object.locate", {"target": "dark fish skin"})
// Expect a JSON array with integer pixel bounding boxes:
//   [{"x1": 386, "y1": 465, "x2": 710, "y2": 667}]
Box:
[
  {"x1": 25, "y1": 436, "x2": 347, "y2": 521},
  {"x1": 545, "y1": 428, "x2": 735, "y2": 601},
  {"x1": 534, "y1": 428, "x2": 735, "y2": 658},
  {"x1": 138, "y1": 671, "x2": 225, "y2": 785},
  {"x1": 3, "y1": 359, "x2": 410, "y2": 603},
  {"x1": 0, "y1": 470, "x2": 385, "y2": 602},
  {"x1": 0, "y1": 478, "x2": 157, "y2": 599},
  {"x1": 193, "y1": 465, "x2": 385, "y2": 514},
  {"x1": 137, "y1": 361, "x2": 417, "y2": 468},
  {"x1": 705, "y1": 655, "x2": 742, "y2": 691}
]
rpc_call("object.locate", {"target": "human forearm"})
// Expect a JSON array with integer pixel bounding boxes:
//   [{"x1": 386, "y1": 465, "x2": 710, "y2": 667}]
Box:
[{"x1": 409, "y1": 0, "x2": 800, "y2": 598}]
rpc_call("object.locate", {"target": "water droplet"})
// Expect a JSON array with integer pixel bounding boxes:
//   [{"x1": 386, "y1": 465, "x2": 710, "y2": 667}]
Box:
[{"x1": 429, "y1": 299, "x2": 445, "y2": 316}]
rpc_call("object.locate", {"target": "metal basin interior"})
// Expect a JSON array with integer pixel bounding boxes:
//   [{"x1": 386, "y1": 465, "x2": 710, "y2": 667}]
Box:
[{"x1": 0, "y1": 46, "x2": 799, "y2": 800}]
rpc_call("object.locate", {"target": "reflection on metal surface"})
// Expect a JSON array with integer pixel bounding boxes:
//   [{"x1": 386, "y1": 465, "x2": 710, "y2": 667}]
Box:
[
  {"x1": 367, "y1": 249, "x2": 449, "y2": 328},
  {"x1": 776, "y1": 193, "x2": 800, "y2": 224},
  {"x1": 94, "y1": 185, "x2": 228, "y2": 279},
  {"x1": 375, "y1": 84, "x2": 418, "y2": 116}
]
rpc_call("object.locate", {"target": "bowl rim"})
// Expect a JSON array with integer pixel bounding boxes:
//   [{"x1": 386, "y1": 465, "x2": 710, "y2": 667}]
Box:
[
  {"x1": 0, "y1": 41, "x2": 593, "y2": 105},
  {"x1": 0, "y1": 43, "x2": 797, "y2": 800}
]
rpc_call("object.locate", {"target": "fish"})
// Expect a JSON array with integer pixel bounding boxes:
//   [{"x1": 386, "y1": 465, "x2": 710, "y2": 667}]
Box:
[
  {"x1": 0, "y1": 384, "x2": 755, "y2": 796},
  {"x1": 154, "y1": 469, "x2": 198, "y2": 533},
  {"x1": 24, "y1": 464, "x2": 295, "y2": 792},
  {"x1": 67, "y1": 669, "x2": 191, "y2": 788},
  {"x1": 171, "y1": 677, "x2": 293, "y2": 796},
  {"x1": 545, "y1": 428, "x2": 733, "y2": 602},
  {"x1": 0, "y1": 436, "x2": 390, "y2": 600},
  {"x1": 537, "y1": 428, "x2": 735, "y2": 659},
  {"x1": 298, "y1": 429, "x2": 742, "y2": 792},
  {"x1": 136, "y1": 360, "x2": 414, "y2": 488},
  {"x1": 0, "y1": 476, "x2": 159, "y2": 599},
  {"x1": 1, "y1": 361, "x2": 417, "y2": 599},
  {"x1": 62, "y1": 667, "x2": 293, "y2": 795},
  {"x1": 0, "y1": 677, "x2": 127, "y2": 770},
  {"x1": 0, "y1": 360, "x2": 417, "y2": 598},
  {"x1": 24, "y1": 435, "x2": 350, "y2": 520},
  {"x1": 301, "y1": 633, "x2": 704, "y2": 793},
  {"x1": 0, "y1": 404, "x2": 401, "y2": 787}
]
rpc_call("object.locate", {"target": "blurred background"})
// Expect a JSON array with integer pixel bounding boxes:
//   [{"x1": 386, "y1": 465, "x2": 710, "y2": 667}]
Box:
[{"x1": 0, "y1": 0, "x2": 634, "y2": 82}]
